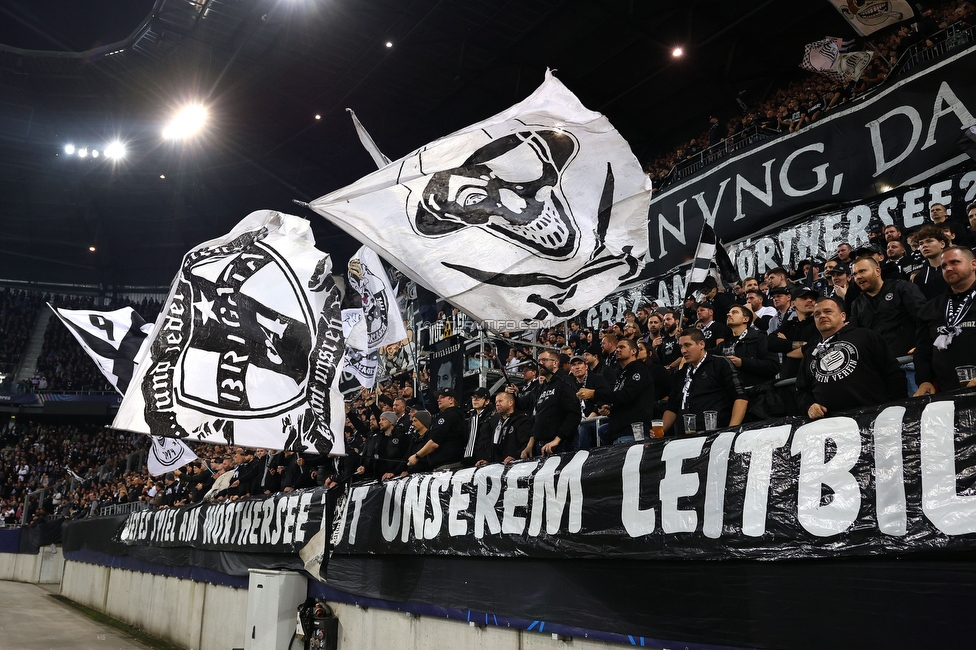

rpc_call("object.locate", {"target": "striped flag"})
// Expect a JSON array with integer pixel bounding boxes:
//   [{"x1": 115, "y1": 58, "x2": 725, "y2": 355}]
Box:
[{"x1": 687, "y1": 224, "x2": 737, "y2": 292}]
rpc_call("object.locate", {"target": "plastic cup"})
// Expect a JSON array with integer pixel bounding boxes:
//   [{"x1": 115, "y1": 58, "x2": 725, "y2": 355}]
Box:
[
  {"x1": 631, "y1": 422, "x2": 645, "y2": 442},
  {"x1": 956, "y1": 365, "x2": 976, "y2": 384},
  {"x1": 683, "y1": 413, "x2": 697, "y2": 435},
  {"x1": 704, "y1": 410, "x2": 719, "y2": 431},
  {"x1": 651, "y1": 420, "x2": 665, "y2": 438}
]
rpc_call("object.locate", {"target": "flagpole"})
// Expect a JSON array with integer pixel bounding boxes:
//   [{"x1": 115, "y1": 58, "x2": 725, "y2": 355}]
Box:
[{"x1": 411, "y1": 297, "x2": 426, "y2": 410}]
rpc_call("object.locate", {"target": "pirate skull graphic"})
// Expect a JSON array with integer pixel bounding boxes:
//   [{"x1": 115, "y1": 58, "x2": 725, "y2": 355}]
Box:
[{"x1": 412, "y1": 130, "x2": 581, "y2": 260}]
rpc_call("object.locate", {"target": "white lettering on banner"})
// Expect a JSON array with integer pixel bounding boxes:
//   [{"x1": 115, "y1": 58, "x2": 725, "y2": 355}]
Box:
[
  {"x1": 873, "y1": 406, "x2": 907, "y2": 537},
  {"x1": 735, "y1": 161, "x2": 775, "y2": 222},
  {"x1": 501, "y1": 461, "x2": 536, "y2": 534},
  {"x1": 448, "y1": 467, "x2": 477, "y2": 536},
  {"x1": 621, "y1": 444, "x2": 656, "y2": 537},
  {"x1": 702, "y1": 431, "x2": 735, "y2": 539},
  {"x1": 660, "y1": 437, "x2": 707, "y2": 534},
  {"x1": 779, "y1": 143, "x2": 829, "y2": 197},
  {"x1": 424, "y1": 475, "x2": 450, "y2": 540},
  {"x1": 735, "y1": 426, "x2": 792, "y2": 537},
  {"x1": 867, "y1": 106, "x2": 923, "y2": 177},
  {"x1": 921, "y1": 82, "x2": 976, "y2": 151},
  {"x1": 903, "y1": 187, "x2": 926, "y2": 228},
  {"x1": 920, "y1": 401, "x2": 976, "y2": 535},
  {"x1": 791, "y1": 418, "x2": 862, "y2": 537},
  {"x1": 527, "y1": 452, "x2": 588, "y2": 536},
  {"x1": 693, "y1": 179, "x2": 730, "y2": 227},
  {"x1": 474, "y1": 464, "x2": 504, "y2": 539},
  {"x1": 346, "y1": 486, "x2": 369, "y2": 544},
  {"x1": 657, "y1": 199, "x2": 689, "y2": 258},
  {"x1": 382, "y1": 479, "x2": 406, "y2": 542}
]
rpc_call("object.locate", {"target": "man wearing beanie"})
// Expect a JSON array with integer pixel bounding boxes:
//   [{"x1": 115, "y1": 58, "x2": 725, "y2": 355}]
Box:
[
  {"x1": 385, "y1": 410, "x2": 433, "y2": 479},
  {"x1": 408, "y1": 388, "x2": 466, "y2": 470}
]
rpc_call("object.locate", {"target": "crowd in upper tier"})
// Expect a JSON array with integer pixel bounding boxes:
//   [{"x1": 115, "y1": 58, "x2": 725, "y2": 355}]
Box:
[{"x1": 642, "y1": 2, "x2": 975, "y2": 190}]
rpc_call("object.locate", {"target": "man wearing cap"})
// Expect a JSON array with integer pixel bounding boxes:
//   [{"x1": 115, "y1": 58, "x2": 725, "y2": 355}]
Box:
[
  {"x1": 464, "y1": 387, "x2": 496, "y2": 465},
  {"x1": 768, "y1": 285, "x2": 819, "y2": 383},
  {"x1": 850, "y1": 256, "x2": 926, "y2": 392},
  {"x1": 797, "y1": 296, "x2": 906, "y2": 419},
  {"x1": 509, "y1": 359, "x2": 542, "y2": 414},
  {"x1": 915, "y1": 247, "x2": 976, "y2": 395},
  {"x1": 582, "y1": 343, "x2": 607, "y2": 378},
  {"x1": 695, "y1": 301, "x2": 730, "y2": 351},
  {"x1": 532, "y1": 349, "x2": 581, "y2": 455},
  {"x1": 912, "y1": 225, "x2": 950, "y2": 300},
  {"x1": 407, "y1": 389, "x2": 467, "y2": 470},
  {"x1": 571, "y1": 354, "x2": 610, "y2": 448},
  {"x1": 766, "y1": 286, "x2": 794, "y2": 335},
  {"x1": 578, "y1": 338, "x2": 655, "y2": 443}
]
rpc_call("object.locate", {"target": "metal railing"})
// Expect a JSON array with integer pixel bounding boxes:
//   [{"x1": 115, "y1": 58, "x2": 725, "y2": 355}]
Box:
[
  {"x1": 659, "y1": 125, "x2": 770, "y2": 188},
  {"x1": 889, "y1": 21, "x2": 975, "y2": 78},
  {"x1": 98, "y1": 501, "x2": 149, "y2": 517}
]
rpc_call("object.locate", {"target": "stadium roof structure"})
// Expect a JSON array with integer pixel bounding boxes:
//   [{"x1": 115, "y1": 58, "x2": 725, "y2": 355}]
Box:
[{"x1": 0, "y1": 0, "x2": 851, "y2": 290}]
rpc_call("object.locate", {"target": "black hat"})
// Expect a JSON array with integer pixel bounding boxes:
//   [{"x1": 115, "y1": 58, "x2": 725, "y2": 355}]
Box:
[
  {"x1": 827, "y1": 262, "x2": 850, "y2": 275},
  {"x1": 697, "y1": 301, "x2": 714, "y2": 310},
  {"x1": 558, "y1": 353, "x2": 571, "y2": 366},
  {"x1": 791, "y1": 285, "x2": 818, "y2": 300},
  {"x1": 769, "y1": 286, "x2": 791, "y2": 296},
  {"x1": 437, "y1": 388, "x2": 459, "y2": 400},
  {"x1": 471, "y1": 387, "x2": 491, "y2": 399},
  {"x1": 584, "y1": 343, "x2": 602, "y2": 357},
  {"x1": 852, "y1": 242, "x2": 885, "y2": 258},
  {"x1": 522, "y1": 360, "x2": 538, "y2": 371}
]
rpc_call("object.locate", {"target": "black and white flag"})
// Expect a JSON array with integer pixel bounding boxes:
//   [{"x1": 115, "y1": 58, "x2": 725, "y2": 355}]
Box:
[
  {"x1": 311, "y1": 70, "x2": 650, "y2": 328},
  {"x1": 827, "y1": 0, "x2": 913, "y2": 36},
  {"x1": 113, "y1": 210, "x2": 347, "y2": 456},
  {"x1": 341, "y1": 308, "x2": 379, "y2": 388},
  {"x1": 348, "y1": 246, "x2": 408, "y2": 351},
  {"x1": 686, "y1": 224, "x2": 737, "y2": 292},
  {"x1": 50, "y1": 305, "x2": 199, "y2": 476},
  {"x1": 800, "y1": 38, "x2": 874, "y2": 83}
]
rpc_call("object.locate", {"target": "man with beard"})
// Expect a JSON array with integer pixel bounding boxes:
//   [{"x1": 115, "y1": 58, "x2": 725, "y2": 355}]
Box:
[
  {"x1": 475, "y1": 392, "x2": 534, "y2": 465},
  {"x1": 796, "y1": 297, "x2": 905, "y2": 419},
  {"x1": 656, "y1": 310, "x2": 682, "y2": 369},
  {"x1": 407, "y1": 389, "x2": 467, "y2": 470},
  {"x1": 915, "y1": 247, "x2": 976, "y2": 395},
  {"x1": 720, "y1": 304, "x2": 779, "y2": 389},
  {"x1": 745, "y1": 289, "x2": 777, "y2": 333},
  {"x1": 695, "y1": 301, "x2": 730, "y2": 351},
  {"x1": 570, "y1": 355, "x2": 610, "y2": 449},
  {"x1": 577, "y1": 339, "x2": 654, "y2": 443},
  {"x1": 532, "y1": 349, "x2": 581, "y2": 456},
  {"x1": 849, "y1": 256, "x2": 926, "y2": 393},
  {"x1": 377, "y1": 411, "x2": 409, "y2": 477},
  {"x1": 663, "y1": 329, "x2": 748, "y2": 435}
]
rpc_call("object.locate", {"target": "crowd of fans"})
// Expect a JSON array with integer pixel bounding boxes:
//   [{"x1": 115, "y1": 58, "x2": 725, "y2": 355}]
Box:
[
  {"x1": 0, "y1": 288, "x2": 42, "y2": 374},
  {"x1": 642, "y1": 1, "x2": 975, "y2": 190}
]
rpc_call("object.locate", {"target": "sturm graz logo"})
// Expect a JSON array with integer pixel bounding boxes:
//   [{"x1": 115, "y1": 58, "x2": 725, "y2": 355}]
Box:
[
  {"x1": 812, "y1": 340, "x2": 859, "y2": 383},
  {"x1": 174, "y1": 239, "x2": 315, "y2": 418}
]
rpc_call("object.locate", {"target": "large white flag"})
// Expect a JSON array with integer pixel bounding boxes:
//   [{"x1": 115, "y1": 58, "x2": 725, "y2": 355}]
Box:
[
  {"x1": 800, "y1": 39, "x2": 874, "y2": 83},
  {"x1": 50, "y1": 305, "x2": 199, "y2": 476},
  {"x1": 113, "y1": 210, "x2": 347, "y2": 456},
  {"x1": 310, "y1": 70, "x2": 650, "y2": 328}
]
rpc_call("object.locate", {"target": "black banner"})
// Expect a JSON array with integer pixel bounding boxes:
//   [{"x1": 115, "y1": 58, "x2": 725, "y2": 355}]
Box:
[
  {"x1": 332, "y1": 391, "x2": 976, "y2": 560},
  {"x1": 116, "y1": 487, "x2": 328, "y2": 554},
  {"x1": 425, "y1": 335, "x2": 464, "y2": 396},
  {"x1": 647, "y1": 45, "x2": 976, "y2": 279}
]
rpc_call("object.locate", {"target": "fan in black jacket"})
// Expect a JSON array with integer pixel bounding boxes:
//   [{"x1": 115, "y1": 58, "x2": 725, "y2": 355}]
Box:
[
  {"x1": 719, "y1": 304, "x2": 779, "y2": 388},
  {"x1": 579, "y1": 339, "x2": 654, "y2": 442}
]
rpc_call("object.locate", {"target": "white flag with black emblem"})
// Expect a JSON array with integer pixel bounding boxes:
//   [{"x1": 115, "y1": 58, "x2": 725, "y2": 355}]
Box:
[
  {"x1": 113, "y1": 210, "x2": 347, "y2": 456},
  {"x1": 827, "y1": 0, "x2": 913, "y2": 36},
  {"x1": 341, "y1": 308, "x2": 379, "y2": 388},
  {"x1": 310, "y1": 70, "x2": 650, "y2": 328},
  {"x1": 348, "y1": 246, "x2": 408, "y2": 351},
  {"x1": 50, "y1": 305, "x2": 199, "y2": 476}
]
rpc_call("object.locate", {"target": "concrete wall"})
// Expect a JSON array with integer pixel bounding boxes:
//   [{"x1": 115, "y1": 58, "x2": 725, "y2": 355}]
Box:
[
  {"x1": 0, "y1": 546, "x2": 63, "y2": 584},
  {"x1": 58, "y1": 561, "x2": 642, "y2": 650},
  {"x1": 61, "y1": 560, "x2": 247, "y2": 650}
]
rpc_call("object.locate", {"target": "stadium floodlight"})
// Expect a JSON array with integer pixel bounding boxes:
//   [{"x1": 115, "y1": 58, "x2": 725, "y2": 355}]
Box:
[
  {"x1": 64, "y1": 144, "x2": 75, "y2": 155},
  {"x1": 672, "y1": 47, "x2": 684, "y2": 58},
  {"x1": 162, "y1": 104, "x2": 208, "y2": 140},
  {"x1": 77, "y1": 147, "x2": 88, "y2": 158},
  {"x1": 91, "y1": 149, "x2": 99, "y2": 158},
  {"x1": 105, "y1": 141, "x2": 125, "y2": 159}
]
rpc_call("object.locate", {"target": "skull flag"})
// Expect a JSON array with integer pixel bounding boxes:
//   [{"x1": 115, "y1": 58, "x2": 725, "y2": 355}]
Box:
[
  {"x1": 113, "y1": 210, "x2": 346, "y2": 456},
  {"x1": 310, "y1": 70, "x2": 650, "y2": 327},
  {"x1": 340, "y1": 308, "x2": 379, "y2": 388},
  {"x1": 50, "y1": 305, "x2": 199, "y2": 476},
  {"x1": 348, "y1": 246, "x2": 409, "y2": 351},
  {"x1": 827, "y1": 0, "x2": 913, "y2": 36}
]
